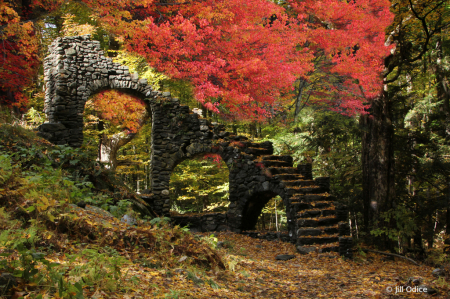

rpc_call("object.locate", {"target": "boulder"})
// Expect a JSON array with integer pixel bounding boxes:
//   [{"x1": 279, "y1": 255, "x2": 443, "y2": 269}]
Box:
[
  {"x1": 432, "y1": 268, "x2": 445, "y2": 277},
  {"x1": 276, "y1": 254, "x2": 296, "y2": 261}
]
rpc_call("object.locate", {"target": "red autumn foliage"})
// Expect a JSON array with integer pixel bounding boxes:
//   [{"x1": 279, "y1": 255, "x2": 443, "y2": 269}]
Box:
[
  {"x1": 203, "y1": 153, "x2": 223, "y2": 168},
  {"x1": 290, "y1": 0, "x2": 394, "y2": 114},
  {"x1": 1, "y1": 0, "x2": 393, "y2": 118}
]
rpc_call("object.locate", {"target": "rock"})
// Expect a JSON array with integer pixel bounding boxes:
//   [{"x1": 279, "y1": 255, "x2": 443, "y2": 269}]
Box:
[
  {"x1": 216, "y1": 225, "x2": 229, "y2": 232},
  {"x1": 85, "y1": 205, "x2": 114, "y2": 218},
  {"x1": 76, "y1": 201, "x2": 86, "y2": 208},
  {"x1": 38, "y1": 122, "x2": 66, "y2": 132},
  {"x1": 276, "y1": 254, "x2": 296, "y2": 261},
  {"x1": 161, "y1": 189, "x2": 169, "y2": 195},
  {"x1": 297, "y1": 246, "x2": 316, "y2": 254},
  {"x1": 407, "y1": 276, "x2": 422, "y2": 285},
  {"x1": 418, "y1": 285, "x2": 437, "y2": 295},
  {"x1": 121, "y1": 214, "x2": 137, "y2": 225},
  {"x1": 131, "y1": 72, "x2": 139, "y2": 81},
  {"x1": 65, "y1": 48, "x2": 76, "y2": 56},
  {"x1": 432, "y1": 268, "x2": 445, "y2": 277}
]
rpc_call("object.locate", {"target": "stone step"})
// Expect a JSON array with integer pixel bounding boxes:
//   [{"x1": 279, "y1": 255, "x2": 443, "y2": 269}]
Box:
[
  {"x1": 290, "y1": 194, "x2": 335, "y2": 203},
  {"x1": 241, "y1": 141, "x2": 273, "y2": 149},
  {"x1": 297, "y1": 225, "x2": 339, "y2": 236},
  {"x1": 273, "y1": 173, "x2": 304, "y2": 180},
  {"x1": 297, "y1": 242, "x2": 340, "y2": 254},
  {"x1": 245, "y1": 147, "x2": 273, "y2": 155},
  {"x1": 285, "y1": 186, "x2": 323, "y2": 196},
  {"x1": 261, "y1": 155, "x2": 293, "y2": 163},
  {"x1": 267, "y1": 167, "x2": 301, "y2": 175},
  {"x1": 296, "y1": 216, "x2": 340, "y2": 227},
  {"x1": 290, "y1": 201, "x2": 335, "y2": 211},
  {"x1": 297, "y1": 234, "x2": 339, "y2": 245},
  {"x1": 282, "y1": 179, "x2": 315, "y2": 187},
  {"x1": 263, "y1": 160, "x2": 292, "y2": 167},
  {"x1": 320, "y1": 244, "x2": 340, "y2": 253},
  {"x1": 297, "y1": 207, "x2": 336, "y2": 218}
]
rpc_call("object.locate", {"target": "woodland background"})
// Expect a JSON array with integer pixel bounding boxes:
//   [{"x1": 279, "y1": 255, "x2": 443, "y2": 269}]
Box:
[{"x1": 0, "y1": 1, "x2": 450, "y2": 295}]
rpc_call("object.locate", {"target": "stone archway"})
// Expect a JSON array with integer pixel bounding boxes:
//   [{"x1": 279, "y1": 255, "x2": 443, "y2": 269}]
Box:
[
  {"x1": 38, "y1": 35, "x2": 154, "y2": 147},
  {"x1": 169, "y1": 153, "x2": 230, "y2": 214},
  {"x1": 240, "y1": 190, "x2": 284, "y2": 231},
  {"x1": 38, "y1": 35, "x2": 352, "y2": 257}
]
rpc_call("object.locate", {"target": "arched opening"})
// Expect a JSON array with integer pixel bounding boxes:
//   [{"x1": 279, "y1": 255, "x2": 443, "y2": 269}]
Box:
[
  {"x1": 83, "y1": 89, "x2": 151, "y2": 180},
  {"x1": 240, "y1": 191, "x2": 287, "y2": 232},
  {"x1": 255, "y1": 195, "x2": 287, "y2": 231},
  {"x1": 169, "y1": 154, "x2": 229, "y2": 215}
]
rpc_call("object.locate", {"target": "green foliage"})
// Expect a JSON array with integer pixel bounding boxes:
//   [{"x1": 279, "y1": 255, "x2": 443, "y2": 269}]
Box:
[
  {"x1": 207, "y1": 278, "x2": 220, "y2": 289},
  {"x1": 165, "y1": 289, "x2": 182, "y2": 299},
  {"x1": 201, "y1": 234, "x2": 219, "y2": 249},
  {"x1": 0, "y1": 152, "x2": 12, "y2": 185},
  {"x1": 186, "y1": 270, "x2": 204, "y2": 285},
  {"x1": 170, "y1": 157, "x2": 229, "y2": 214},
  {"x1": 23, "y1": 107, "x2": 46, "y2": 128},
  {"x1": 256, "y1": 196, "x2": 287, "y2": 231},
  {"x1": 371, "y1": 205, "x2": 418, "y2": 251},
  {"x1": 66, "y1": 246, "x2": 131, "y2": 292},
  {"x1": 112, "y1": 51, "x2": 168, "y2": 91},
  {"x1": 150, "y1": 217, "x2": 172, "y2": 227},
  {"x1": 0, "y1": 211, "x2": 84, "y2": 298},
  {"x1": 116, "y1": 121, "x2": 152, "y2": 191}
]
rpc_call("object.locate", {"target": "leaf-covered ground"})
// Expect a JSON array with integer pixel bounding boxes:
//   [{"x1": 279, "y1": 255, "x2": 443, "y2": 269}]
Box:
[{"x1": 4, "y1": 203, "x2": 447, "y2": 299}]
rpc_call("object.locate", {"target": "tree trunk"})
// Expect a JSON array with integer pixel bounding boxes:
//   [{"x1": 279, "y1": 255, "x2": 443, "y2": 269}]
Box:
[
  {"x1": 435, "y1": 30, "x2": 450, "y2": 244},
  {"x1": 294, "y1": 79, "x2": 309, "y2": 124},
  {"x1": 360, "y1": 90, "x2": 396, "y2": 249},
  {"x1": 99, "y1": 132, "x2": 137, "y2": 170}
]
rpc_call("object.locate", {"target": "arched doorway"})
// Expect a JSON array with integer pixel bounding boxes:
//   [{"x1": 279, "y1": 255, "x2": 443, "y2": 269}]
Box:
[
  {"x1": 240, "y1": 191, "x2": 288, "y2": 232},
  {"x1": 169, "y1": 154, "x2": 229, "y2": 214},
  {"x1": 83, "y1": 89, "x2": 150, "y2": 172},
  {"x1": 255, "y1": 195, "x2": 287, "y2": 232}
]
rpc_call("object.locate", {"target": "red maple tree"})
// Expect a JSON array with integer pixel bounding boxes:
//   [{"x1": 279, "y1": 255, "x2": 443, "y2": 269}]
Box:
[
  {"x1": 290, "y1": 0, "x2": 394, "y2": 115},
  {"x1": 1, "y1": 0, "x2": 393, "y2": 118}
]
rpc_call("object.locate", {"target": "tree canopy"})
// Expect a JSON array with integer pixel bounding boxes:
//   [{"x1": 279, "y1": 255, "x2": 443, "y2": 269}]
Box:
[{"x1": 1, "y1": 0, "x2": 393, "y2": 118}]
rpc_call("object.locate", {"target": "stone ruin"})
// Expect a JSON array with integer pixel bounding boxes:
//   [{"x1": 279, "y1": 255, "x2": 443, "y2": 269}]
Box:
[{"x1": 38, "y1": 35, "x2": 353, "y2": 257}]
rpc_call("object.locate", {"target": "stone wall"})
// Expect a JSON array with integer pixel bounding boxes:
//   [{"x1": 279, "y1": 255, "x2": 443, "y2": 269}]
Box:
[
  {"x1": 38, "y1": 35, "x2": 352, "y2": 256},
  {"x1": 39, "y1": 35, "x2": 154, "y2": 147}
]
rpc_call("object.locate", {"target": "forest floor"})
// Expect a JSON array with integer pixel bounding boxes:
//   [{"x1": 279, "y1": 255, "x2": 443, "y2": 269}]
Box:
[
  {"x1": 110, "y1": 232, "x2": 448, "y2": 299},
  {"x1": 3, "y1": 211, "x2": 447, "y2": 299}
]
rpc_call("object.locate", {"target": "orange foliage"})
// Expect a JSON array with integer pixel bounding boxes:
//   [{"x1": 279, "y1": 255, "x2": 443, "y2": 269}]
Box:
[{"x1": 89, "y1": 90, "x2": 147, "y2": 133}]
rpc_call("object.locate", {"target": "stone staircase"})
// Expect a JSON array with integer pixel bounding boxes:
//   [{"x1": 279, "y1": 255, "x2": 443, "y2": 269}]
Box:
[{"x1": 234, "y1": 138, "x2": 352, "y2": 257}]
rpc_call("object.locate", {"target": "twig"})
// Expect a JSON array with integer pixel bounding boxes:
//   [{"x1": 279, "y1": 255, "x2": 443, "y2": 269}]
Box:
[{"x1": 357, "y1": 248, "x2": 419, "y2": 266}]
